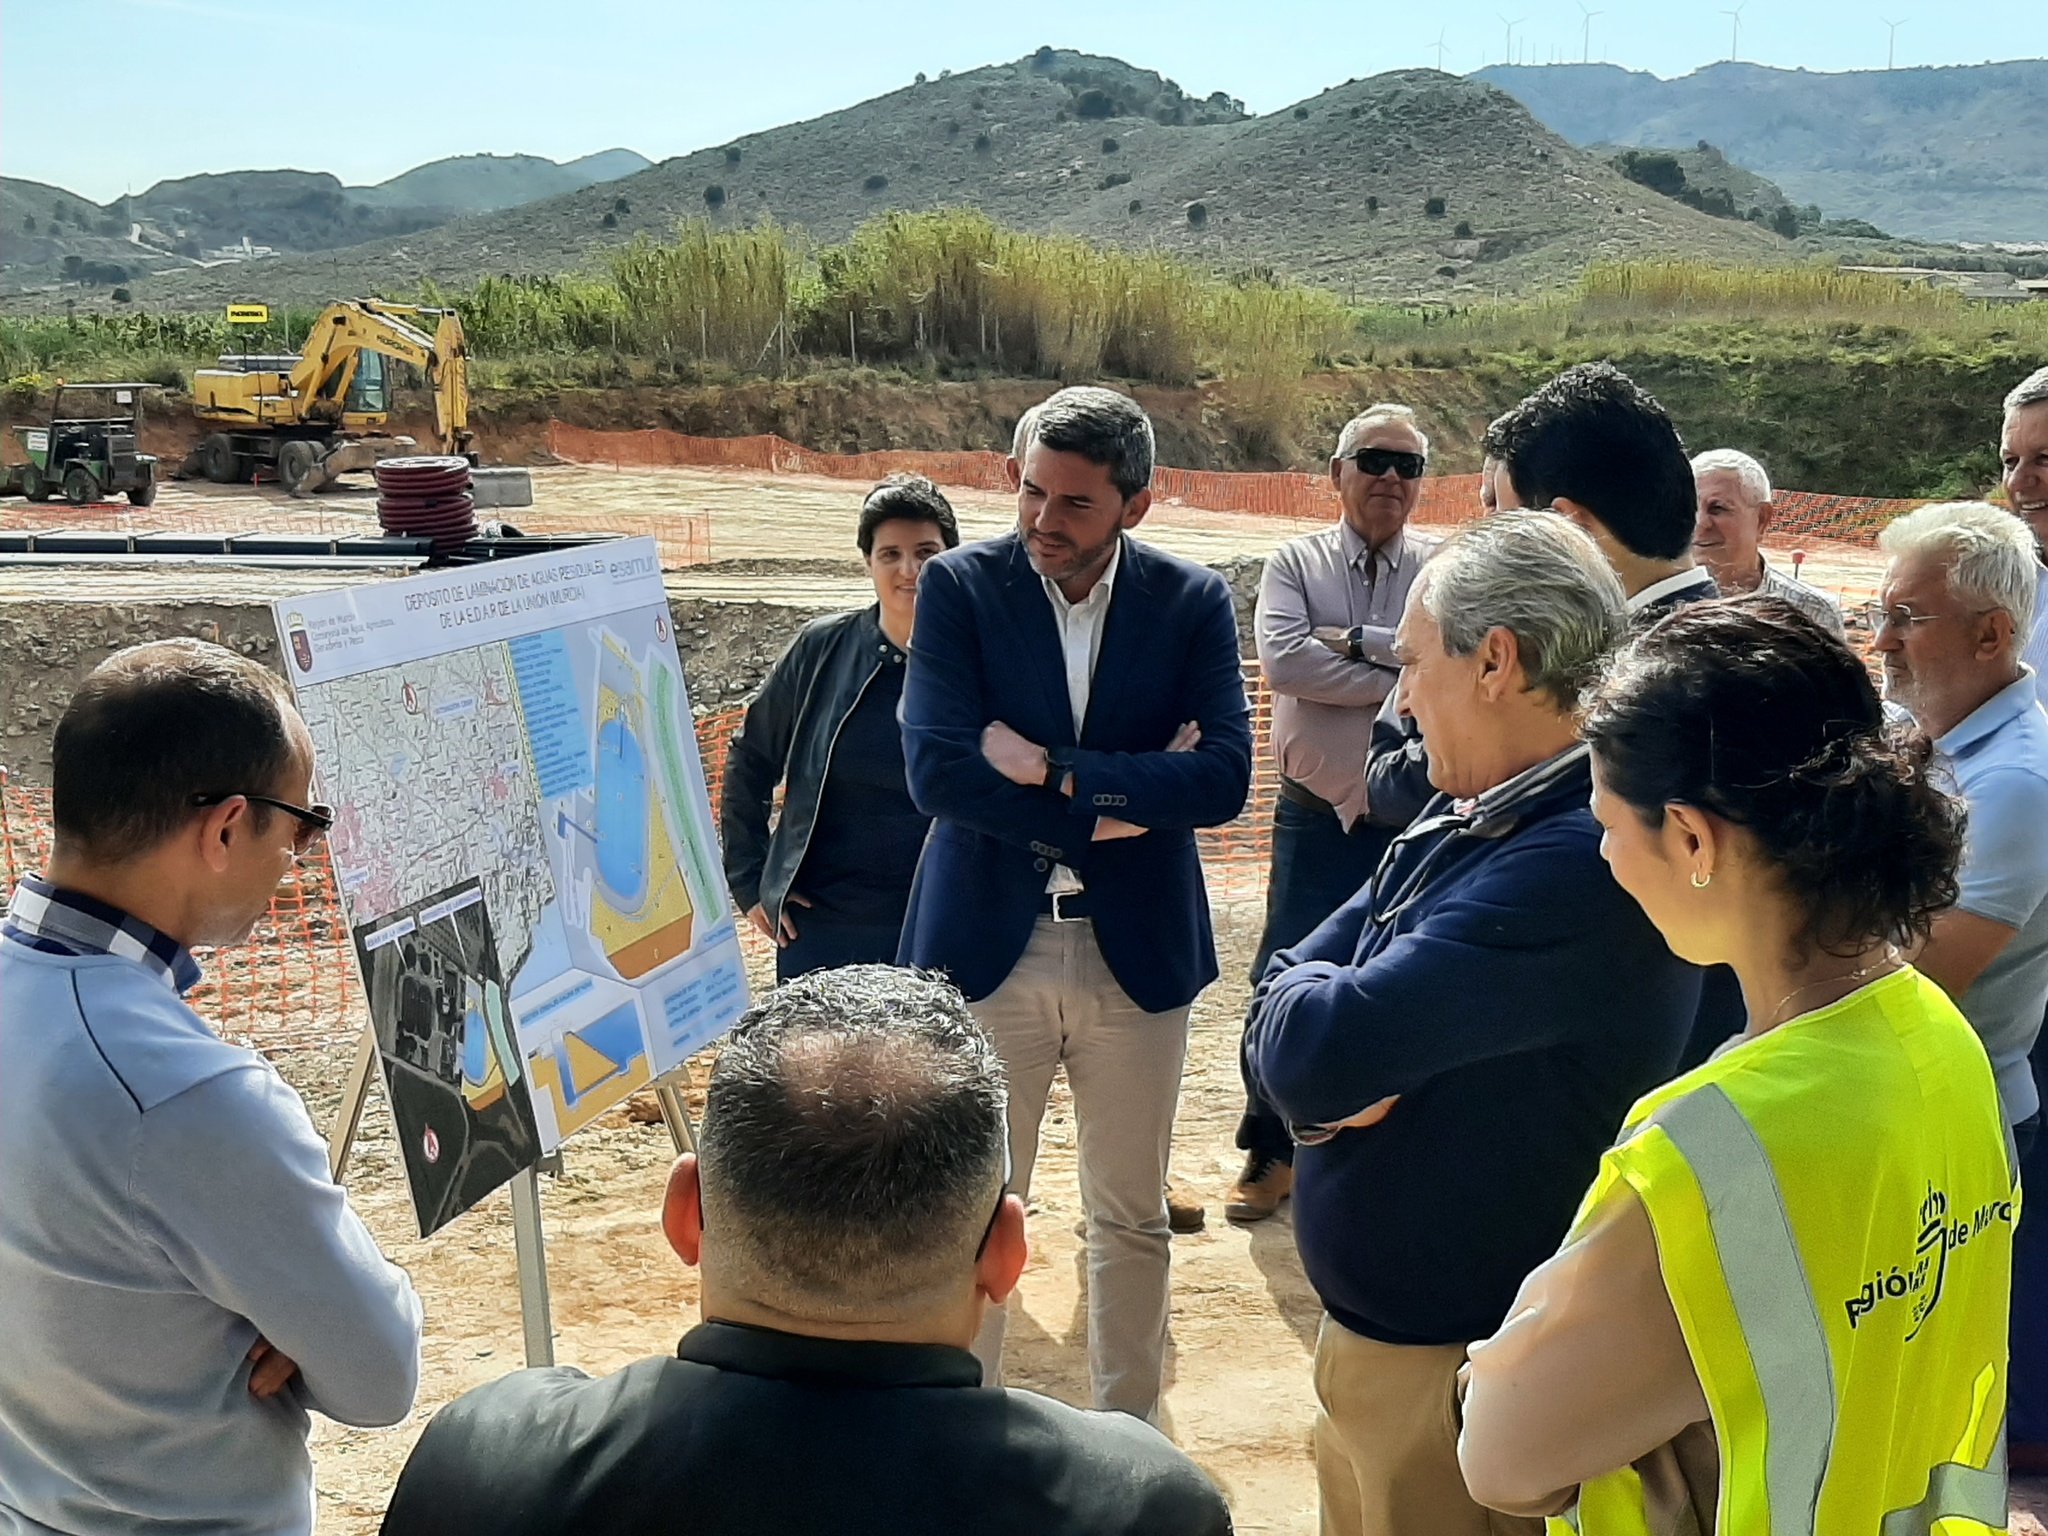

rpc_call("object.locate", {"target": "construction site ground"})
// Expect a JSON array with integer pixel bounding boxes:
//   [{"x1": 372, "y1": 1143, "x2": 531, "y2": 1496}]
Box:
[{"x1": 15, "y1": 462, "x2": 2038, "y2": 1532}]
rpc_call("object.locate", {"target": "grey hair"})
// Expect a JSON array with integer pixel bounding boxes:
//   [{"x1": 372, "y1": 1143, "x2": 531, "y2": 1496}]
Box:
[
  {"x1": 1415, "y1": 510, "x2": 1628, "y2": 707},
  {"x1": 2005, "y1": 365, "x2": 2048, "y2": 420},
  {"x1": 1021, "y1": 386, "x2": 1155, "y2": 500},
  {"x1": 1009, "y1": 404, "x2": 1040, "y2": 460},
  {"x1": 1334, "y1": 403, "x2": 1430, "y2": 461},
  {"x1": 696, "y1": 966, "x2": 1009, "y2": 1320},
  {"x1": 1878, "y1": 501, "x2": 2038, "y2": 651},
  {"x1": 1690, "y1": 448, "x2": 1772, "y2": 504}
]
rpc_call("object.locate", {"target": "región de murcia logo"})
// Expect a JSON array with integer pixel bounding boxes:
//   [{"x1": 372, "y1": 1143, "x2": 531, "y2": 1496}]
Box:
[{"x1": 1842, "y1": 1185, "x2": 2013, "y2": 1340}]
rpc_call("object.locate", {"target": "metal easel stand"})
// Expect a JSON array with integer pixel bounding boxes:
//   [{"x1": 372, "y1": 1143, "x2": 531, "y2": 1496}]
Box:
[{"x1": 326, "y1": 1026, "x2": 699, "y2": 1371}]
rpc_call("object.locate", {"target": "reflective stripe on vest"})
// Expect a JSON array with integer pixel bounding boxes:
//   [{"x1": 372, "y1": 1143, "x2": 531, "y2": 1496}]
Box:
[
  {"x1": 1654, "y1": 1084, "x2": 1835, "y2": 1534},
  {"x1": 1879, "y1": 1432, "x2": 2008, "y2": 1536}
]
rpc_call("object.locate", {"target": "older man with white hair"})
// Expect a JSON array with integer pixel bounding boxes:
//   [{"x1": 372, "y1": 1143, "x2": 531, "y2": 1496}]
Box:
[
  {"x1": 2003, "y1": 365, "x2": 2048, "y2": 707},
  {"x1": 1245, "y1": 512, "x2": 1701, "y2": 1536},
  {"x1": 1228, "y1": 403, "x2": 1438, "y2": 1223},
  {"x1": 1875, "y1": 501, "x2": 2048, "y2": 1141},
  {"x1": 1690, "y1": 448, "x2": 1844, "y2": 636}
]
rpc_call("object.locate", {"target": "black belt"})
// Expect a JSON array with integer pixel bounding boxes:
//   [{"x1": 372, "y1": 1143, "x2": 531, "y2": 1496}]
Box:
[
  {"x1": 1039, "y1": 888, "x2": 1096, "y2": 921},
  {"x1": 1278, "y1": 777, "x2": 1339, "y2": 815}
]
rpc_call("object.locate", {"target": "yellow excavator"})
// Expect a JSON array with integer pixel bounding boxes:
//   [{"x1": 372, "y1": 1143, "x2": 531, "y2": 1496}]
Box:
[{"x1": 188, "y1": 299, "x2": 472, "y2": 495}]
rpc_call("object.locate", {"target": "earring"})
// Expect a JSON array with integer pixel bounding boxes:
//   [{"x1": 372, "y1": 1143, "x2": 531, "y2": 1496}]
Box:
[{"x1": 1691, "y1": 870, "x2": 1712, "y2": 889}]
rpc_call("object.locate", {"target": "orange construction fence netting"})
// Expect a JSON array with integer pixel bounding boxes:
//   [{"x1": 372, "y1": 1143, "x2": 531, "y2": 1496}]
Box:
[
  {"x1": 0, "y1": 668, "x2": 1279, "y2": 1058},
  {"x1": 544, "y1": 422, "x2": 1925, "y2": 554}
]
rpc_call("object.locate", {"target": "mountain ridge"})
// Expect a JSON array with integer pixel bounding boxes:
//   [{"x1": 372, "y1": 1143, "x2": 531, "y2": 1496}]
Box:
[{"x1": 1474, "y1": 59, "x2": 2048, "y2": 243}]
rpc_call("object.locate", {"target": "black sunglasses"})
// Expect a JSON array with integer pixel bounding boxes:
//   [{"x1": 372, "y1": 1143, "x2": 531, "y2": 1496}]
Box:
[
  {"x1": 191, "y1": 791, "x2": 335, "y2": 850},
  {"x1": 1348, "y1": 447, "x2": 1427, "y2": 481}
]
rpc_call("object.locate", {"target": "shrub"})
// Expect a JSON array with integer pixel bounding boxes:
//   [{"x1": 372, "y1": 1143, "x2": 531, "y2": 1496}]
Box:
[
  {"x1": 1128, "y1": 199, "x2": 1143, "y2": 214},
  {"x1": 864, "y1": 174, "x2": 889, "y2": 192},
  {"x1": 1771, "y1": 204, "x2": 1801, "y2": 239},
  {"x1": 23, "y1": 215, "x2": 34, "y2": 233},
  {"x1": 704, "y1": 185, "x2": 726, "y2": 208},
  {"x1": 1075, "y1": 89, "x2": 1116, "y2": 119},
  {"x1": 1187, "y1": 202, "x2": 1208, "y2": 226},
  {"x1": 725, "y1": 145, "x2": 742, "y2": 165},
  {"x1": 614, "y1": 195, "x2": 631, "y2": 213},
  {"x1": 1612, "y1": 150, "x2": 1687, "y2": 199},
  {"x1": 601, "y1": 211, "x2": 619, "y2": 228},
  {"x1": 973, "y1": 132, "x2": 993, "y2": 153},
  {"x1": 915, "y1": 72, "x2": 927, "y2": 85},
  {"x1": 1293, "y1": 107, "x2": 1309, "y2": 120},
  {"x1": 1366, "y1": 194, "x2": 1380, "y2": 212},
  {"x1": 1102, "y1": 136, "x2": 1119, "y2": 154},
  {"x1": 1349, "y1": 106, "x2": 1361, "y2": 118},
  {"x1": 1453, "y1": 220, "x2": 1474, "y2": 238},
  {"x1": 1099, "y1": 172, "x2": 1132, "y2": 190},
  {"x1": 1424, "y1": 196, "x2": 1446, "y2": 217},
  {"x1": 1437, "y1": 265, "x2": 1459, "y2": 277},
  {"x1": 945, "y1": 119, "x2": 961, "y2": 136},
  {"x1": 1033, "y1": 45, "x2": 1056, "y2": 70},
  {"x1": 111, "y1": 288, "x2": 132, "y2": 303}
]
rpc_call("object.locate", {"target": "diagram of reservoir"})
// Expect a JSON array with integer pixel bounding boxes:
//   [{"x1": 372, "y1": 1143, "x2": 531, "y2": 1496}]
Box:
[{"x1": 562, "y1": 630, "x2": 698, "y2": 978}]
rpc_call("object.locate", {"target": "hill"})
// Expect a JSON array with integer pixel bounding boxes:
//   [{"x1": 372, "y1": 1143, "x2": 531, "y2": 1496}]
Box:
[
  {"x1": 55, "y1": 53, "x2": 1783, "y2": 313},
  {"x1": 0, "y1": 149, "x2": 649, "y2": 295},
  {"x1": 350, "y1": 149, "x2": 653, "y2": 213},
  {"x1": 1475, "y1": 60, "x2": 2048, "y2": 243}
]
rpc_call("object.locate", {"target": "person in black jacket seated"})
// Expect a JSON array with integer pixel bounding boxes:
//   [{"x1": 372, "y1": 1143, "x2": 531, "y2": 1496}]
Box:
[
  {"x1": 721, "y1": 474, "x2": 959, "y2": 981},
  {"x1": 378, "y1": 965, "x2": 1233, "y2": 1536},
  {"x1": 1244, "y1": 513, "x2": 1700, "y2": 1536}
]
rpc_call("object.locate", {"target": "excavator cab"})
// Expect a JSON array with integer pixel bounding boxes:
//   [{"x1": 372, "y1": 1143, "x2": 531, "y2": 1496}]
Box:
[{"x1": 346, "y1": 350, "x2": 388, "y2": 416}]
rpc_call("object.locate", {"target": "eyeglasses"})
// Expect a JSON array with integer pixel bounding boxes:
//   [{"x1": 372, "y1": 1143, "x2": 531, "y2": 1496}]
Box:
[
  {"x1": 1348, "y1": 448, "x2": 1427, "y2": 481},
  {"x1": 1858, "y1": 601, "x2": 1993, "y2": 635},
  {"x1": 191, "y1": 791, "x2": 335, "y2": 852}
]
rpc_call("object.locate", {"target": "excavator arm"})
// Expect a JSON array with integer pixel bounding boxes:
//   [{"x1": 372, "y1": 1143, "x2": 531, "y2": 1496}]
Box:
[{"x1": 289, "y1": 300, "x2": 471, "y2": 454}]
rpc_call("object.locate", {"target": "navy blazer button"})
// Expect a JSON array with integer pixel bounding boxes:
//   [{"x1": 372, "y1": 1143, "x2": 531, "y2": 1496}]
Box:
[{"x1": 1033, "y1": 858, "x2": 1049, "y2": 872}]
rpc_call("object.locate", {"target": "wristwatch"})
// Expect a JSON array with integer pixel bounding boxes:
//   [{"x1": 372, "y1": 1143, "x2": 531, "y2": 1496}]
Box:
[
  {"x1": 1344, "y1": 625, "x2": 1368, "y2": 661},
  {"x1": 1043, "y1": 744, "x2": 1077, "y2": 788}
]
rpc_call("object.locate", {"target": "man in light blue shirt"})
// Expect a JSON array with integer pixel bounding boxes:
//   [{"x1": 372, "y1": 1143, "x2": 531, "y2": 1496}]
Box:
[
  {"x1": 1876, "y1": 503, "x2": 2048, "y2": 1132},
  {"x1": 0, "y1": 639, "x2": 421, "y2": 1535}
]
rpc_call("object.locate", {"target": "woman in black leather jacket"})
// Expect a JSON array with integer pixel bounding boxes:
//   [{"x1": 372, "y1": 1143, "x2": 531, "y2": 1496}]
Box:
[{"x1": 719, "y1": 475, "x2": 961, "y2": 980}]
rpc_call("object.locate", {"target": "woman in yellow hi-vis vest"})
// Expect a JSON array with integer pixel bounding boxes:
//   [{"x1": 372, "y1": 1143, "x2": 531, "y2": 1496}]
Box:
[{"x1": 1460, "y1": 600, "x2": 2015, "y2": 1534}]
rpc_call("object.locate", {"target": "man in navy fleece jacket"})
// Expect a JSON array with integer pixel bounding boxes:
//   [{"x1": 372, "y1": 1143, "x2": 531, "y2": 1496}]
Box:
[{"x1": 1244, "y1": 514, "x2": 1699, "y2": 1536}]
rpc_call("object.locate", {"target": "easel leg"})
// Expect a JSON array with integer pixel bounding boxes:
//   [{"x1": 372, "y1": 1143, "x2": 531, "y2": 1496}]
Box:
[
  {"x1": 509, "y1": 1167, "x2": 555, "y2": 1368},
  {"x1": 327, "y1": 1026, "x2": 379, "y2": 1181},
  {"x1": 654, "y1": 1075, "x2": 697, "y2": 1155}
]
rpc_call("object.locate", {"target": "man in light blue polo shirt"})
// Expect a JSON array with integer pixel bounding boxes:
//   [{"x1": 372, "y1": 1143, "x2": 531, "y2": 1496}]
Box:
[
  {"x1": 0, "y1": 639, "x2": 421, "y2": 1535},
  {"x1": 1876, "y1": 502, "x2": 2048, "y2": 1138}
]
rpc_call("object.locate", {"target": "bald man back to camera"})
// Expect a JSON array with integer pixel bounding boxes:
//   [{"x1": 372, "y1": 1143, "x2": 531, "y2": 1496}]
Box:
[{"x1": 381, "y1": 966, "x2": 1233, "y2": 1536}]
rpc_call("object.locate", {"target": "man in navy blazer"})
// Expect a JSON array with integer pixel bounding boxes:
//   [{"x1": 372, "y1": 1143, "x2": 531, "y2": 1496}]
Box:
[{"x1": 900, "y1": 386, "x2": 1251, "y2": 1419}]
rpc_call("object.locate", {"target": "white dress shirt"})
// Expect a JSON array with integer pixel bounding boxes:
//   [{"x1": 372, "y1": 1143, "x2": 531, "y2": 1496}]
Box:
[{"x1": 1040, "y1": 539, "x2": 1123, "y2": 893}]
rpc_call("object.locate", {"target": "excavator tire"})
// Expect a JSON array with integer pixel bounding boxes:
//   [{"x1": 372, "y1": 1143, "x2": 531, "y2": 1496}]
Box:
[
  {"x1": 201, "y1": 433, "x2": 238, "y2": 484},
  {"x1": 278, "y1": 440, "x2": 321, "y2": 497}
]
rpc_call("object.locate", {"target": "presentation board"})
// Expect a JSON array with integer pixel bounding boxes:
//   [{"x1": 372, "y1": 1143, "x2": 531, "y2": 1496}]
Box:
[{"x1": 277, "y1": 539, "x2": 749, "y2": 1233}]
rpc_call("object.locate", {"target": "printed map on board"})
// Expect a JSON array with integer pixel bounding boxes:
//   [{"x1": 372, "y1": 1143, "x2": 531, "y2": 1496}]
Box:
[{"x1": 281, "y1": 540, "x2": 749, "y2": 1157}]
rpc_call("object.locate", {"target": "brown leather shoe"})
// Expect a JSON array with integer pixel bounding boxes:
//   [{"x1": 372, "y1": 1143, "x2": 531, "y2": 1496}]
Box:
[
  {"x1": 1166, "y1": 1176, "x2": 1207, "y2": 1234},
  {"x1": 1224, "y1": 1152, "x2": 1293, "y2": 1222}
]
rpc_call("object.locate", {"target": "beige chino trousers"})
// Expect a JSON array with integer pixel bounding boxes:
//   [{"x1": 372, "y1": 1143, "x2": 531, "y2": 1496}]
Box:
[
  {"x1": 1313, "y1": 1315, "x2": 1543, "y2": 1536},
  {"x1": 968, "y1": 916, "x2": 1192, "y2": 1420}
]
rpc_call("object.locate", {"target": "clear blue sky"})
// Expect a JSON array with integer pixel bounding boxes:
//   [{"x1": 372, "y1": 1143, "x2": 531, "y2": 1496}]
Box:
[{"x1": 4, "y1": 0, "x2": 2039, "y2": 202}]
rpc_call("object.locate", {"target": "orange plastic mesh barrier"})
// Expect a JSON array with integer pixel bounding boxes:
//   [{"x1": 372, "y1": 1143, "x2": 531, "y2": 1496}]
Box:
[
  {"x1": 0, "y1": 669, "x2": 1284, "y2": 1062},
  {"x1": 546, "y1": 422, "x2": 1921, "y2": 551}
]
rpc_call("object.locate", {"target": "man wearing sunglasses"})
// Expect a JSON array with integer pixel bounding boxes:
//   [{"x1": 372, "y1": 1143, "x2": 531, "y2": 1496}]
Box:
[
  {"x1": 0, "y1": 639, "x2": 420, "y2": 1536},
  {"x1": 1229, "y1": 404, "x2": 1437, "y2": 1223}
]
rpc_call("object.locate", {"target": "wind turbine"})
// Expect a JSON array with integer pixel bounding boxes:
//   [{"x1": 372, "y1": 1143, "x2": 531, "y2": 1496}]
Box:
[
  {"x1": 1498, "y1": 13, "x2": 1525, "y2": 65},
  {"x1": 1578, "y1": 1, "x2": 1604, "y2": 62},
  {"x1": 1882, "y1": 16, "x2": 1906, "y2": 69},
  {"x1": 1430, "y1": 28, "x2": 1450, "y2": 70},
  {"x1": 1720, "y1": 1, "x2": 1746, "y2": 61}
]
